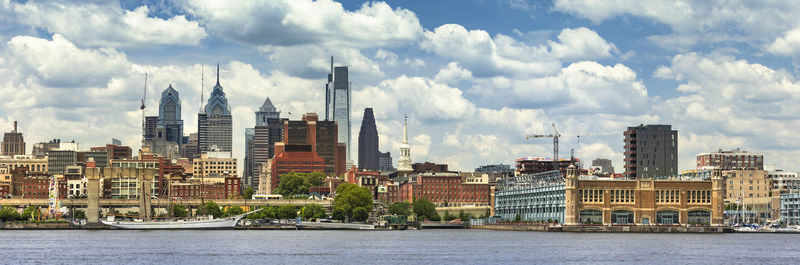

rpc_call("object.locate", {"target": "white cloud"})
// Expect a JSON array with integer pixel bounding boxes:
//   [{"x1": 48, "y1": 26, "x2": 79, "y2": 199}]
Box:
[
  {"x1": 262, "y1": 45, "x2": 382, "y2": 78},
  {"x1": 434, "y1": 62, "x2": 473, "y2": 84},
  {"x1": 553, "y1": 0, "x2": 800, "y2": 48},
  {"x1": 421, "y1": 24, "x2": 617, "y2": 77},
  {"x1": 548, "y1": 27, "x2": 618, "y2": 60},
  {"x1": 473, "y1": 61, "x2": 647, "y2": 115},
  {"x1": 420, "y1": 23, "x2": 558, "y2": 77},
  {"x1": 767, "y1": 28, "x2": 800, "y2": 56},
  {"x1": 11, "y1": 2, "x2": 207, "y2": 47},
  {"x1": 180, "y1": 0, "x2": 422, "y2": 48},
  {"x1": 5, "y1": 34, "x2": 130, "y2": 88}
]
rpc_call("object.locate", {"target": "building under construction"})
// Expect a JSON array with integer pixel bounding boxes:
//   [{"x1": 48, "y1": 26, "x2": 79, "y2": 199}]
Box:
[{"x1": 515, "y1": 157, "x2": 583, "y2": 176}]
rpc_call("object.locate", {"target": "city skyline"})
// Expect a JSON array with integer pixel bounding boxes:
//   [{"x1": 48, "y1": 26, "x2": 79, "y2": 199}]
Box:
[{"x1": 2, "y1": 1, "x2": 800, "y2": 175}]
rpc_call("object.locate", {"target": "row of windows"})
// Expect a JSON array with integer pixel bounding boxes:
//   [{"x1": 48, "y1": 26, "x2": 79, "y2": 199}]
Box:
[
  {"x1": 610, "y1": 189, "x2": 635, "y2": 203},
  {"x1": 657, "y1": 190, "x2": 680, "y2": 204},
  {"x1": 688, "y1": 190, "x2": 711, "y2": 204},
  {"x1": 580, "y1": 189, "x2": 603, "y2": 203}
]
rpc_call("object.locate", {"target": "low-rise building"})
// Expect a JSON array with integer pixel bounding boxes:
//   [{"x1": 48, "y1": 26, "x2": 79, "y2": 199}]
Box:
[
  {"x1": 780, "y1": 192, "x2": 800, "y2": 225},
  {"x1": 495, "y1": 167, "x2": 725, "y2": 226}
]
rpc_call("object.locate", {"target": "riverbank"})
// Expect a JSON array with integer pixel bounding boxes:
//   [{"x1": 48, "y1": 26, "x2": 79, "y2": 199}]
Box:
[{"x1": 471, "y1": 224, "x2": 736, "y2": 233}]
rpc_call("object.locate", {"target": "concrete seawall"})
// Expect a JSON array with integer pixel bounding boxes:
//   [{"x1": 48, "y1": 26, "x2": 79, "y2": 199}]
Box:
[{"x1": 472, "y1": 224, "x2": 731, "y2": 233}]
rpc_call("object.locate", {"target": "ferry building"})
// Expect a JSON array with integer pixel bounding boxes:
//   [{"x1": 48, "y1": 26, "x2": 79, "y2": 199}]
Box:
[{"x1": 495, "y1": 166, "x2": 725, "y2": 226}]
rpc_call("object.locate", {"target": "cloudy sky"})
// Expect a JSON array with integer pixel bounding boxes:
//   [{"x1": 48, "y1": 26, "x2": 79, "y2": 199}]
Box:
[{"x1": 2, "y1": 0, "x2": 800, "y2": 175}]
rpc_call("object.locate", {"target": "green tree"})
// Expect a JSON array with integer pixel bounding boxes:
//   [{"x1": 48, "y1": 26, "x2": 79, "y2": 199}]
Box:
[
  {"x1": 73, "y1": 209, "x2": 86, "y2": 220},
  {"x1": 458, "y1": 210, "x2": 473, "y2": 221},
  {"x1": 274, "y1": 172, "x2": 327, "y2": 196},
  {"x1": 300, "y1": 204, "x2": 326, "y2": 220},
  {"x1": 0, "y1": 206, "x2": 22, "y2": 221},
  {"x1": 196, "y1": 201, "x2": 223, "y2": 218},
  {"x1": 353, "y1": 207, "x2": 369, "y2": 222},
  {"x1": 248, "y1": 206, "x2": 277, "y2": 220},
  {"x1": 225, "y1": 205, "x2": 244, "y2": 217},
  {"x1": 23, "y1": 206, "x2": 43, "y2": 221},
  {"x1": 443, "y1": 210, "x2": 457, "y2": 221},
  {"x1": 277, "y1": 204, "x2": 297, "y2": 219},
  {"x1": 167, "y1": 204, "x2": 188, "y2": 218},
  {"x1": 333, "y1": 183, "x2": 373, "y2": 222},
  {"x1": 412, "y1": 197, "x2": 437, "y2": 220},
  {"x1": 388, "y1": 201, "x2": 412, "y2": 216},
  {"x1": 332, "y1": 207, "x2": 347, "y2": 221},
  {"x1": 242, "y1": 186, "x2": 255, "y2": 199},
  {"x1": 514, "y1": 214, "x2": 522, "y2": 222}
]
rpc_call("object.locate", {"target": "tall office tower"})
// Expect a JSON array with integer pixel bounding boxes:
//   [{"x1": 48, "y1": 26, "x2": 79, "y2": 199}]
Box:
[
  {"x1": 158, "y1": 84, "x2": 184, "y2": 148},
  {"x1": 397, "y1": 115, "x2": 412, "y2": 172},
  {"x1": 144, "y1": 116, "x2": 159, "y2": 141},
  {"x1": 623, "y1": 124, "x2": 678, "y2": 179},
  {"x1": 378, "y1": 151, "x2": 393, "y2": 171},
  {"x1": 198, "y1": 65, "x2": 233, "y2": 153},
  {"x1": 2, "y1": 121, "x2": 25, "y2": 156},
  {"x1": 283, "y1": 113, "x2": 345, "y2": 176},
  {"x1": 253, "y1": 98, "x2": 284, "y2": 190},
  {"x1": 244, "y1": 128, "x2": 255, "y2": 188},
  {"x1": 358, "y1": 108, "x2": 379, "y2": 170},
  {"x1": 324, "y1": 57, "x2": 351, "y2": 164}
]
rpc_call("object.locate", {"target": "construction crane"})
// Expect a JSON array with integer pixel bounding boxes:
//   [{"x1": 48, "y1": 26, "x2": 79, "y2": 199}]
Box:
[
  {"x1": 526, "y1": 123, "x2": 562, "y2": 162},
  {"x1": 525, "y1": 123, "x2": 617, "y2": 163}
]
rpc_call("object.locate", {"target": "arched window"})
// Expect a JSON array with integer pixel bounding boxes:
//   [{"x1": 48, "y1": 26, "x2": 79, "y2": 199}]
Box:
[
  {"x1": 657, "y1": 210, "x2": 679, "y2": 225},
  {"x1": 580, "y1": 209, "x2": 602, "y2": 224},
  {"x1": 688, "y1": 210, "x2": 711, "y2": 225},
  {"x1": 611, "y1": 210, "x2": 634, "y2": 224}
]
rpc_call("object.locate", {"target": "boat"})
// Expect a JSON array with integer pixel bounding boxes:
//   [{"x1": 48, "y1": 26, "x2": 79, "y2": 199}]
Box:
[{"x1": 101, "y1": 211, "x2": 255, "y2": 229}]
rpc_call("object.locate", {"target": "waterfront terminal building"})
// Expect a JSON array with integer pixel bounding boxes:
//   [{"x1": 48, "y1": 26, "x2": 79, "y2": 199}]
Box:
[{"x1": 495, "y1": 166, "x2": 725, "y2": 226}]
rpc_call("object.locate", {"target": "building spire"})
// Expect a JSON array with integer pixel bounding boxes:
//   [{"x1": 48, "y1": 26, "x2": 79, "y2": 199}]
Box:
[
  {"x1": 215, "y1": 63, "x2": 220, "y2": 87},
  {"x1": 403, "y1": 114, "x2": 408, "y2": 144}
]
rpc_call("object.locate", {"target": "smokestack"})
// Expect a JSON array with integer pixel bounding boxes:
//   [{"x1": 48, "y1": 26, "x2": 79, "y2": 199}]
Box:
[{"x1": 13, "y1": 121, "x2": 17, "y2": 132}]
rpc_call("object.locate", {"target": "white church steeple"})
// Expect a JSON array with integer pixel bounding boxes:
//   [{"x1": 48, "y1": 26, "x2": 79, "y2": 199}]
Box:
[{"x1": 397, "y1": 114, "x2": 413, "y2": 172}]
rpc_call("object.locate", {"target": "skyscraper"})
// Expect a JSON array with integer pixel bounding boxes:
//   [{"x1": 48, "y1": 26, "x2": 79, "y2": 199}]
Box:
[
  {"x1": 325, "y1": 57, "x2": 351, "y2": 165},
  {"x1": 623, "y1": 124, "x2": 677, "y2": 179},
  {"x1": 244, "y1": 128, "x2": 255, "y2": 188},
  {"x1": 198, "y1": 65, "x2": 233, "y2": 154},
  {"x1": 378, "y1": 151, "x2": 393, "y2": 171},
  {"x1": 397, "y1": 115, "x2": 412, "y2": 172},
  {"x1": 358, "y1": 108, "x2": 379, "y2": 170},
  {"x1": 253, "y1": 97, "x2": 284, "y2": 190},
  {"x1": 2, "y1": 121, "x2": 25, "y2": 156},
  {"x1": 158, "y1": 84, "x2": 183, "y2": 148}
]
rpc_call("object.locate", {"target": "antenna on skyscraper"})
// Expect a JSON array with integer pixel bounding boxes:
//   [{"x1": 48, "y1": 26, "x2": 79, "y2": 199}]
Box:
[
  {"x1": 141, "y1": 73, "x2": 148, "y2": 146},
  {"x1": 200, "y1": 65, "x2": 205, "y2": 113},
  {"x1": 325, "y1": 56, "x2": 333, "y2": 121}
]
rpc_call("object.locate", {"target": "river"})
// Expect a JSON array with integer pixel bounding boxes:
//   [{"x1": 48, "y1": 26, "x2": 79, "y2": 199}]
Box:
[{"x1": 3, "y1": 229, "x2": 798, "y2": 264}]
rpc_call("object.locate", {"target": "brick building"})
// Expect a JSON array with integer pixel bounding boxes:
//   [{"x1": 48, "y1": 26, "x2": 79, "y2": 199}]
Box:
[
  {"x1": 696, "y1": 149, "x2": 763, "y2": 170},
  {"x1": 90, "y1": 144, "x2": 133, "y2": 160},
  {"x1": 269, "y1": 143, "x2": 325, "y2": 191},
  {"x1": 398, "y1": 172, "x2": 490, "y2": 207}
]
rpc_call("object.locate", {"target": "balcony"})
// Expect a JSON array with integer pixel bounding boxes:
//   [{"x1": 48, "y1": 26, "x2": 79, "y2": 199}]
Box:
[{"x1": 623, "y1": 144, "x2": 637, "y2": 149}]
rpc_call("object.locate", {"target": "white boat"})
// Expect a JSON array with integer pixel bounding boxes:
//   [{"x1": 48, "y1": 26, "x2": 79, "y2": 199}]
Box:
[{"x1": 101, "y1": 211, "x2": 255, "y2": 229}]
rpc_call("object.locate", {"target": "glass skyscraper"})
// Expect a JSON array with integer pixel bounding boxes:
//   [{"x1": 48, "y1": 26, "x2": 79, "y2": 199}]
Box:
[{"x1": 158, "y1": 84, "x2": 183, "y2": 148}]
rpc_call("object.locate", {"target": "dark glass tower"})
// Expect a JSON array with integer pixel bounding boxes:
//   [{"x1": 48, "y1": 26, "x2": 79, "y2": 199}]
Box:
[
  {"x1": 158, "y1": 84, "x2": 183, "y2": 148},
  {"x1": 358, "y1": 108, "x2": 379, "y2": 170}
]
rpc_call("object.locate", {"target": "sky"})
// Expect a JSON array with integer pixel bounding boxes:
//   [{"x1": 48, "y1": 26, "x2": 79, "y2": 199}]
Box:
[{"x1": 1, "y1": 0, "x2": 800, "y2": 176}]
